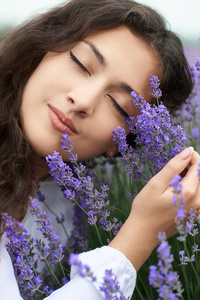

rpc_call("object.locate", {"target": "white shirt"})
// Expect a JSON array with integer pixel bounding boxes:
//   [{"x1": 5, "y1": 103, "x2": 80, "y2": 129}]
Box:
[{"x1": 0, "y1": 177, "x2": 136, "y2": 299}]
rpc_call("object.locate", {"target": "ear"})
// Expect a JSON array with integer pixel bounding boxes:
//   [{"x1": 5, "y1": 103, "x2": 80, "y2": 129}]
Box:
[{"x1": 105, "y1": 145, "x2": 119, "y2": 157}]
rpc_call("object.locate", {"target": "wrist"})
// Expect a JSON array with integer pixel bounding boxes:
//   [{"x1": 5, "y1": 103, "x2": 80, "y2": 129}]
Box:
[{"x1": 109, "y1": 214, "x2": 159, "y2": 271}]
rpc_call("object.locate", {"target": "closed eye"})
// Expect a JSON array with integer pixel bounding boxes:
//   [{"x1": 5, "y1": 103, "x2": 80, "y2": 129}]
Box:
[
  {"x1": 70, "y1": 50, "x2": 91, "y2": 76},
  {"x1": 108, "y1": 95, "x2": 129, "y2": 118}
]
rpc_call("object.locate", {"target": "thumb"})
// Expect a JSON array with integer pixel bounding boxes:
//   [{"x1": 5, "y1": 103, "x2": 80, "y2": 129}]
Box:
[{"x1": 153, "y1": 147, "x2": 194, "y2": 192}]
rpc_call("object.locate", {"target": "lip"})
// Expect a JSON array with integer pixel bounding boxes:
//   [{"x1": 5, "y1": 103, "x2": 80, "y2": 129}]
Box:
[{"x1": 48, "y1": 104, "x2": 78, "y2": 135}]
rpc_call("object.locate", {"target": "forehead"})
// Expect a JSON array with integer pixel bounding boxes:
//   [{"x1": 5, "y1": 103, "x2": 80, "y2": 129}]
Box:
[{"x1": 79, "y1": 26, "x2": 159, "y2": 100}]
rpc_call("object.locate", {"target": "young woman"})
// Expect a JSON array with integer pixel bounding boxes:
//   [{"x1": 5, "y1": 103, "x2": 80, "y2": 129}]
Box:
[{"x1": 0, "y1": 0, "x2": 200, "y2": 299}]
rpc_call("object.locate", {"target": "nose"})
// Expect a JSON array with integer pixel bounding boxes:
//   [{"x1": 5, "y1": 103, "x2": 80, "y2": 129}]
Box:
[{"x1": 67, "y1": 84, "x2": 102, "y2": 117}]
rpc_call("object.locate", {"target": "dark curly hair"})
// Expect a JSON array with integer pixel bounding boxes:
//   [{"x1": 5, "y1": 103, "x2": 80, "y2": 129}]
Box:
[{"x1": 0, "y1": 0, "x2": 193, "y2": 234}]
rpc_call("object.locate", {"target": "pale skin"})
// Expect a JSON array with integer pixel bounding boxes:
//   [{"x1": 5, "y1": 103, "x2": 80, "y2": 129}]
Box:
[{"x1": 20, "y1": 26, "x2": 200, "y2": 271}]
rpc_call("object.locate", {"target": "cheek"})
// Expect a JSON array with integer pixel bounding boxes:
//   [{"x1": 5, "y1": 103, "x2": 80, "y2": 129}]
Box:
[
  {"x1": 92, "y1": 111, "x2": 129, "y2": 147},
  {"x1": 63, "y1": 124, "x2": 118, "y2": 161}
]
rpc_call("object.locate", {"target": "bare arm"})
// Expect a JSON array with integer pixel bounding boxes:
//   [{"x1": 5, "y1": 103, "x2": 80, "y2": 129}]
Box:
[{"x1": 109, "y1": 147, "x2": 200, "y2": 271}]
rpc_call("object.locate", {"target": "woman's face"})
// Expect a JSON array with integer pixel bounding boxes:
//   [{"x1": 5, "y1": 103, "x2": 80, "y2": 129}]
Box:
[{"x1": 21, "y1": 26, "x2": 158, "y2": 161}]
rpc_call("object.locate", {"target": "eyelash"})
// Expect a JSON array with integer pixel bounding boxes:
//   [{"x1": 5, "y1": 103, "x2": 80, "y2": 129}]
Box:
[
  {"x1": 70, "y1": 50, "x2": 129, "y2": 119},
  {"x1": 109, "y1": 95, "x2": 129, "y2": 118},
  {"x1": 70, "y1": 50, "x2": 91, "y2": 76}
]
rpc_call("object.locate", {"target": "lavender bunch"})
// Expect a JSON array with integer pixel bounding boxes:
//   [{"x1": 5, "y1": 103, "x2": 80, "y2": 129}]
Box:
[
  {"x1": 29, "y1": 198, "x2": 64, "y2": 265},
  {"x1": 3, "y1": 200, "x2": 126, "y2": 300},
  {"x1": 113, "y1": 75, "x2": 186, "y2": 188},
  {"x1": 46, "y1": 133, "x2": 123, "y2": 243},
  {"x1": 36, "y1": 187, "x2": 90, "y2": 278},
  {"x1": 1, "y1": 211, "x2": 53, "y2": 299}
]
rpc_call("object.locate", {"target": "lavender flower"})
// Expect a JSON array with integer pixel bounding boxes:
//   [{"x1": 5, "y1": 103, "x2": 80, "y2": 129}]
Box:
[
  {"x1": 170, "y1": 175, "x2": 182, "y2": 194},
  {"x1": 69, "y1": 254, "x2": 125, "y2": 300},
  {"x1": 170, "y1": 175, "x2": 188, "y2": 241},
  {"x1": 170, "y1": 174, "x2": 199, "y2": 245},
  {"x1": 196, "y1": 57, "x2": 200, "y2": 71},
  {"x1": 69, "y1": 253, "x2": 96, "y2": 281},
  {"x1": 37, "y1": 190, "x2": 45, "y2": 202},
  {"x1": 1, "y1": 197, "x2": 74, "y2": 299},
  {"x1": 112, "y1": 127, "x2": 129, "y2": 155},
  {"x1": 187, "y1": 209, "x2": 198, "y2": 237},
  {"x1": 65, "y1": 205, "x2": 89, "y2": 256},
  {"x1": 191, "y1": 128, "x2": 199, "y2": 139},
  {"x1": 150, "y1": 75, "x2": 162, "y2": 101},
  {"x1": 56, "y1": 212, "x2": 65, "y2": 224},
  {"x1": 149, "y1": 232, "x2": 183, "y2": 299},
  {"x1": 172, "y1": 60, "x2": 200, "y2": 152},
  {"x1": 112, "y1": 126, "x2": 143, "y2": 182},
  {"x1": 113, "y1": 85, "x2": 186, "y2": 186},
  {"x1": 61, "y1": 133, "x2": 73, "y2": 152},
  {"x1": 46, "y1": 133, "x2": 122, "y2": 241},
  {"x1": 29, "y1": 198, "x2": 64, "y2": 264},
  {"x1": 179, "y1": 250, "x2": 194, "y2": 266},
  {"x1": 170, "y1": 173, "x2": 199, "y2": 269},
  {"x1": 1, "y1": 213, "x2": 51, "y2": 299},
  {"x1": 192, "y1": 244, "x2": 200, "y2": 253},
  {"x1": 100, "y1": 269, "x2": 125, "y2": 300},
  {"x1": 100, "y1": 217, "x2": 123, "y2": 236},
  {"x1": 198, "y1": 163, "x2": 200, "y2": 180}
]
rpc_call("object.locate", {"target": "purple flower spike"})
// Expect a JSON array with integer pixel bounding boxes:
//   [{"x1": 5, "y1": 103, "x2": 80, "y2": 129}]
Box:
[
  {"x1": 29, "y1": 198, "x2": 64, "y2": 264},
  {"x1": 112, "y1": 127, "x2": 128, "y2": 155},
  {"x1": 69, "y1": 253, "x2": 95, "y2": 281},
  {"x1": 150, "y1": 75, "x2": 162, "y2": 100},
  {"x1": 61, "y1": 133, "x2": 73, "y2": 152},
  {"x1": 191, "y1": 128, "x2": 199, "y2": 139},
  {"x1": 100, "y1": 269, "x2": 125, "y2": 300},
  {"x1": 170, "y1": 175, "x2": 182, "y2": 188},
  {"x1": 170, "y1": 176, "x2": 184, "y2": 209},
  {"x1": 1, "y1": 213, "x2": 46, "y2": 298},
  {"x1": 149, "y1": 232, "x2": 183, "y2": 299},
  {"x1": 69, "y1": 254, "x2": 125, "y2": 299},
  {"x1": 195, "y1": 57, "x2": 200, "y2": 71},
  {"x1": 198, "y1": 163, "x2": 200, "y2": 180}
]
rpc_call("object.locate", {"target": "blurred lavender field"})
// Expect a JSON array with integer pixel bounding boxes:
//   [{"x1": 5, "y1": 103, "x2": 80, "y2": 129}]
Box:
[{"x1": 185, "y1": 44, "x2": 200, "y2": 65}]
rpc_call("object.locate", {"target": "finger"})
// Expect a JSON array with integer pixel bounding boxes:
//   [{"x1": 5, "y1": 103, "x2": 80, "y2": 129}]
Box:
[
  {"x1": 181, "y1": 151, "x2": 200, "y2": 194},
  {"x1": 182, "y1": 149, "x2": 200, "y2": 169},
  {"x1": 150, "y1": 147, "x2": 194, "y2": 193},
  {"x1": 188, "y1": 150, "x2": 200, "y2": 166}
]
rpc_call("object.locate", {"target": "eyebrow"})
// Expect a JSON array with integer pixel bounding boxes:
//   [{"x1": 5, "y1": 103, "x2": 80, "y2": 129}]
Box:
[
  {"x1": 83, "y1": 40, "x2": 139, "y2": 96},
  {"x1": 84, "y1": 40, "x2": 107, "y2": 67}
]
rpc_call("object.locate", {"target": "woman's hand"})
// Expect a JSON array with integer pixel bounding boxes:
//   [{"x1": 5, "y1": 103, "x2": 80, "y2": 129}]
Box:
[{"x1": 109, "y1": 147, "x2": 200, "y2": 271}]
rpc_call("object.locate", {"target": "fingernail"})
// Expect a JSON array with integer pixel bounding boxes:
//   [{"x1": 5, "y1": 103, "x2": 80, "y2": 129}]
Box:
[{"x1": 178, "y1": 147, "x2": 194, "y2": 160}]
